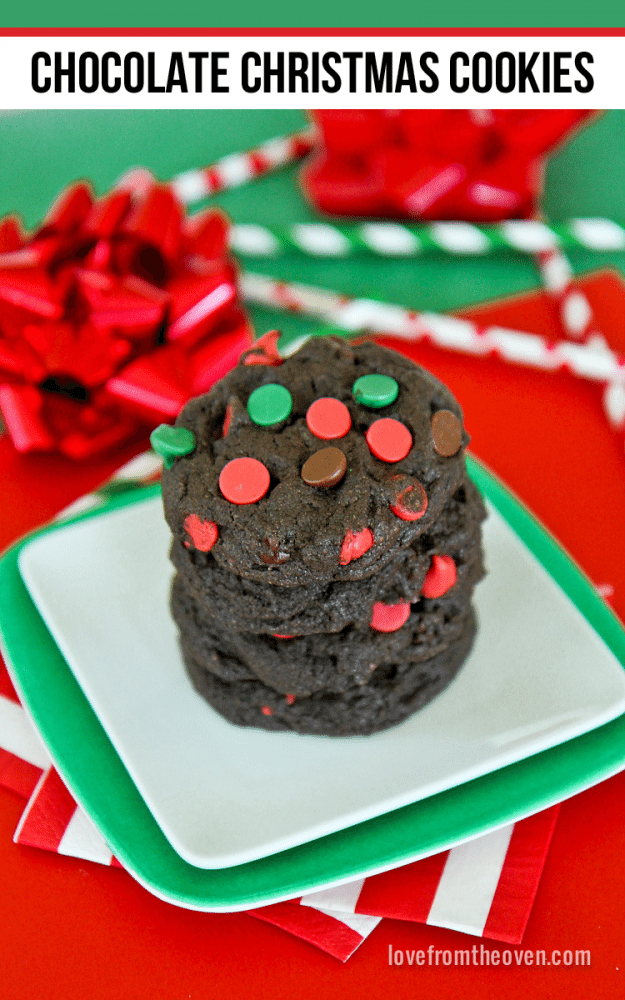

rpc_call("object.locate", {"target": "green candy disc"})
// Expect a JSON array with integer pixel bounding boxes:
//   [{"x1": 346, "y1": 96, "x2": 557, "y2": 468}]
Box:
[
  {"x1": 150, "y1": 424, "x2": 196, "y2": 468},
  {"x1": 352, "y1": 373, "x2": 399, "y2": 409},
  {"x1": 247, "y1": 383, "x2": 293, "y2": 426}
]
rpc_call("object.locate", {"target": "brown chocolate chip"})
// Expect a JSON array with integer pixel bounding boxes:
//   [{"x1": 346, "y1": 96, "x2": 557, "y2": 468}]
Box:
[
  {"x1": 301, "y1": 447, "x2": 347, "y2": 488},
  {"x1": 431, "y1": 409, "x2": 462, "y2": 457}
]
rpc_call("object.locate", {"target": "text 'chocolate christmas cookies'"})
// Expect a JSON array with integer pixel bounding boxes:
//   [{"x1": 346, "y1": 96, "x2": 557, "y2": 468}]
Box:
[{"x1": 156, "y1": 335, "x2": 486, "y2": 736}]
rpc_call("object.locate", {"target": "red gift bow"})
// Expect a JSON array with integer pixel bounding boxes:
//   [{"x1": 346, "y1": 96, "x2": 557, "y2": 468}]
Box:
[
  {"x1": 0, "y1": 180, "x2": 252, "y2": 459},
  {"x1": 301, "y1": 110, "x2": 597, "y2": 221}
]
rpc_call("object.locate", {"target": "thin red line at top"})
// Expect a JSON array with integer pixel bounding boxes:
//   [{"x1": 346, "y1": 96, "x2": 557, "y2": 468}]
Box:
[{"x1": 0, "y1": 27, "x2": 624, "y2": 36}]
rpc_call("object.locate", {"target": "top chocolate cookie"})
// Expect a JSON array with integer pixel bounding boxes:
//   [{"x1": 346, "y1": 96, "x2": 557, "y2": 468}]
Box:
[{"x1": 160, "y1": 336, "x2": 469, "y2": 586}]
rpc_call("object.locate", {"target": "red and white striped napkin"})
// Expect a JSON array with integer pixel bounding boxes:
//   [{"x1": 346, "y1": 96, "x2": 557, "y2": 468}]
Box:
[
  {"x1": 0, "y1": 658, "x2": 559, "y2": 961},
  {"x1": 0, "y1": 454, "x2": 560, "y2": 962}
]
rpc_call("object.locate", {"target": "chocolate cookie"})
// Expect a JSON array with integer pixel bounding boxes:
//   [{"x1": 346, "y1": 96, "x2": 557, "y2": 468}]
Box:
[
  {"x1": 161, "y1": 337, "x2": 470, "y2": 586},
  {"x1": 154, "y1": 334, "x2": 486, "y2": 736}
]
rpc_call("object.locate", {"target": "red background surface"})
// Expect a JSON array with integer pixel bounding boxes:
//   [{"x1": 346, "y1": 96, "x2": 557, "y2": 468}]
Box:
[{"x1": 1, "y1": 272, "x2": 624, "y2": 997}]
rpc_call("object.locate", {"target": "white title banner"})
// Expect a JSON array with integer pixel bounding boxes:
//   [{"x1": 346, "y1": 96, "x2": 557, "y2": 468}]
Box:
[{"x1": 0, "y1": 35, "x2": 622, "y2": 108}]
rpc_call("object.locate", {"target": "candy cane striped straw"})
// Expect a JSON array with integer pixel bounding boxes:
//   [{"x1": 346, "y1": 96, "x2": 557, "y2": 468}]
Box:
[
  {"x1": 116, "y1": 128, "x2": 317, "y2": 205},
  {"x1": 170, "y1": 129, "x2": 316, "y2": 205},
  {"x1": 240, "y1": 270, "x2": 625, "y2": 387},
  {"x1": 533, "y1": 243, "x2": 625, "y2": 443},
  {"x1": 535, "y1": 245, "x2": 607, "y2": 347},
  {"x1": 229, "y1": 218, "x2": 625, "y2": 259}
]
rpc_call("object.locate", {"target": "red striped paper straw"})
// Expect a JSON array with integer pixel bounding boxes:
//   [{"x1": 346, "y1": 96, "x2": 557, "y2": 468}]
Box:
[
  {"x1": 240, "y1": 270, "x2": 625, "y2": 387},
  {"x1": 536, "y1": 247, "x2": 603, "y2": 344},
  {"x1": 116, "y1": 129, "x2": 316, "y2": 205},
  {"x1": 245, "y1": 267, "x2": 625, "y2": 454},
  {"x1": 534, "y1": 243, "x2": 625, "y2": 442},
  {"x1": 166, "y1": 128, "x2": 316, "y2": 204}
]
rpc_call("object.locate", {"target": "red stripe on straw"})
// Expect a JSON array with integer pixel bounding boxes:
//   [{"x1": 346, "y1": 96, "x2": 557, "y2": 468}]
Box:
[
  {"x1": 249, "y1": 151, "x2": 269, "y2": 175},
  {"x1": 203, "y1": 167, "x2": 220, "y2": 193},
  {"x1": 292, "y1": 135, "x2": 317, "y2": 157}
]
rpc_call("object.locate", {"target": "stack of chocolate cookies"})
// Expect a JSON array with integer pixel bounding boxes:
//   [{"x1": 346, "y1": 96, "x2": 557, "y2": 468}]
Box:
[{"x1": 157, "y1": 335, "x2": 485, "y2": 737}]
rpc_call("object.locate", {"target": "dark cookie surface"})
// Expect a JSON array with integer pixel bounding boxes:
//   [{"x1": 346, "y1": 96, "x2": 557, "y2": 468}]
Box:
[
  {"x1": 172, "y1": 562, "x2": 482, "y2": 696},
  {"x1": 182, "y1": 610, "x2": 477, "y2": 736},
  {"x1": 161, "y1": 338, "x2": 469, "y2": 586}
]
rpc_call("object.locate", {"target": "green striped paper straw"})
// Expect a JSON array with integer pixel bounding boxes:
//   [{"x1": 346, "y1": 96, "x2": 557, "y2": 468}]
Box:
[{"x1": 229, "y1": 219, "x2": 625, "y2": 259}]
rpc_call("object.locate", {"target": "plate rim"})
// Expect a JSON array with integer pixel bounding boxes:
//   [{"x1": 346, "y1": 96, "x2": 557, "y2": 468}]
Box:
[{"x1": 1, "y1": 457, "x2": 625, "y2": 910}]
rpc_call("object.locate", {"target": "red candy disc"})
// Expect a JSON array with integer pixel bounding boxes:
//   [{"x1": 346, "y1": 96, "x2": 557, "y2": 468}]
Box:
[
  {"x1": 370, "y1": 601, "x2": 411, "y2": 632},
  {"x1": 219, "y1": 457, "x2": 270, "y2": 505},
  {"x1": 285, "y1": 694, "x2": 296, "y2": 705},
  {"x1": 421, "y1": 554, "x2": 457, "y2": 599},
  {"x1": 261, "y1": 706, "x2": 273, "y2": 716},
  {"x1": 366, "y1": 418, "x2": 412, "y2": 463},
  {"x1": 339, "y1": 527, "x2": 374, "y2": 565},
  {"x1": 183, "y1": 514, "x2": 218, "y2": 552},
  {"x1": 306, "y1": 397, "x2": 351, "y2": 440},
  {"x1": 390, "y1": 479, "x2": 428, "y2": 521}
]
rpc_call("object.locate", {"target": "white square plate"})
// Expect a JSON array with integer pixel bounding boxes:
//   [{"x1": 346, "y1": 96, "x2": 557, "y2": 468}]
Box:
[{"x1": 18, "y1": 494, "x2": 625, "y2": 869}]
